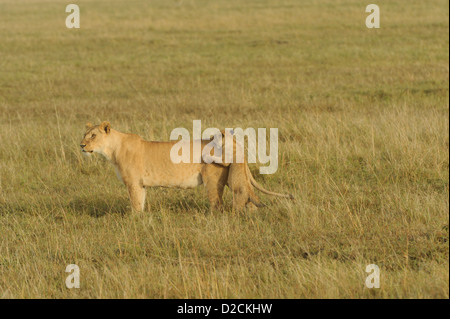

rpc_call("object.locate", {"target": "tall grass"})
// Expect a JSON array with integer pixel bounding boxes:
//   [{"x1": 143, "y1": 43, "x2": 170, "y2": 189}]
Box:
[{"x1": 0, "y1": 0, "x2": 448, "y2": 298}]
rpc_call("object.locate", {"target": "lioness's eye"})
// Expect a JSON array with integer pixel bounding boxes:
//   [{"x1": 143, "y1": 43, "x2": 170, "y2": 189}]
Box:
[{"x1": 91, "y1": 134, "x2": 96, "y2": 139}]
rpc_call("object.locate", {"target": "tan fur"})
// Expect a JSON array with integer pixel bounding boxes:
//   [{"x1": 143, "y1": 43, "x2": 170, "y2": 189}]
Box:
[{"x1": 80, "y1": 122, "x2": 293, "y2": 212}]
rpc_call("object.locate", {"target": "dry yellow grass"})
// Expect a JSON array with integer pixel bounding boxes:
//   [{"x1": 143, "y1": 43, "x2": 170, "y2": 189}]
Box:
[{"x1": 0, "y1": 0, "x2": 448, "y2": 298}]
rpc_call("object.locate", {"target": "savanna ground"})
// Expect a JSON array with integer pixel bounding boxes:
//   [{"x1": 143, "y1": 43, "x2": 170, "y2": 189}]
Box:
[{"x1": 0, "y1": 0, "x2": 448, "y2": 298}]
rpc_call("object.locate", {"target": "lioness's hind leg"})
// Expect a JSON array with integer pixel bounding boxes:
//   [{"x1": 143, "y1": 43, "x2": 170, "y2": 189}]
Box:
[
  {"x1": 127, "y1": 184, "x2": 146, "y2": 212},
  {"x1": 231, "y1": 185, "x2": 249, "y2": 212},
  {"x1": 201, "y1": 164, "x2": 228, "y2": 212},
  {"x1": 246, "y1": 201, "x2": 258, "y2": 211},
  {"x1": 228, "y1": 163, "x2": 261, "y2": 212}
]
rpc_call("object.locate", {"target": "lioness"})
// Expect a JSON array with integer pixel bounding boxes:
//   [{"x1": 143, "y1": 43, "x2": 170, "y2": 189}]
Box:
[{"x1": 80, "y1": 121, "x2": 293, "y2": 212}]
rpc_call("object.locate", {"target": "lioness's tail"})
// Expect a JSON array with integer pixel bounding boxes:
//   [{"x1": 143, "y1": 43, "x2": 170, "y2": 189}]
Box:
[{"x1": 246, "y1": 165, "x2": 294, "y2": 200}]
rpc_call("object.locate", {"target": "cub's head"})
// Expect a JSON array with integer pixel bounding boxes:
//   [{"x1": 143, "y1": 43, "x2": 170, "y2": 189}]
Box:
[{"x1": 80, "y1": 121, "x2": 111, "y2": 156}]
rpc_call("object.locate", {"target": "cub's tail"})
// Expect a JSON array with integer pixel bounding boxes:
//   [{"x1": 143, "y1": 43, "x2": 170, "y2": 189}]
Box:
[{"x1": 246, "y1": 165, "x2": 294, "y2": 200}]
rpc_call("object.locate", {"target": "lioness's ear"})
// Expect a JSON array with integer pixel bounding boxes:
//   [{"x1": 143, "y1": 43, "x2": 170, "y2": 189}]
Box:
[
  {"x1": 101, "y1": 121, "x2": 111, "y2": 134},
  {"x1": 85, "y1": 122, "x2": 93, "y2": 130}
]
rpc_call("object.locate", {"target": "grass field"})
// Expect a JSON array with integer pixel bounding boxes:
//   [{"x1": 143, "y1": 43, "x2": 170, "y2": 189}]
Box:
[{"x1": 0, "y1": 0, "x2": 448, "y2": 298}]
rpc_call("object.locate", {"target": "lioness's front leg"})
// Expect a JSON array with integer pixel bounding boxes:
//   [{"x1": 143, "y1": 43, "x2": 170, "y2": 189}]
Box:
[{"x1": 126, "y1": 183, "x2": 146, "y2": 212}]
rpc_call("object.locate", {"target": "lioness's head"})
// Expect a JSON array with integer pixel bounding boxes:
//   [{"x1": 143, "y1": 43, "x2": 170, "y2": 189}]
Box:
[{"x1": 80, "y1": 121, "x2": 111, "y2": 156}]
